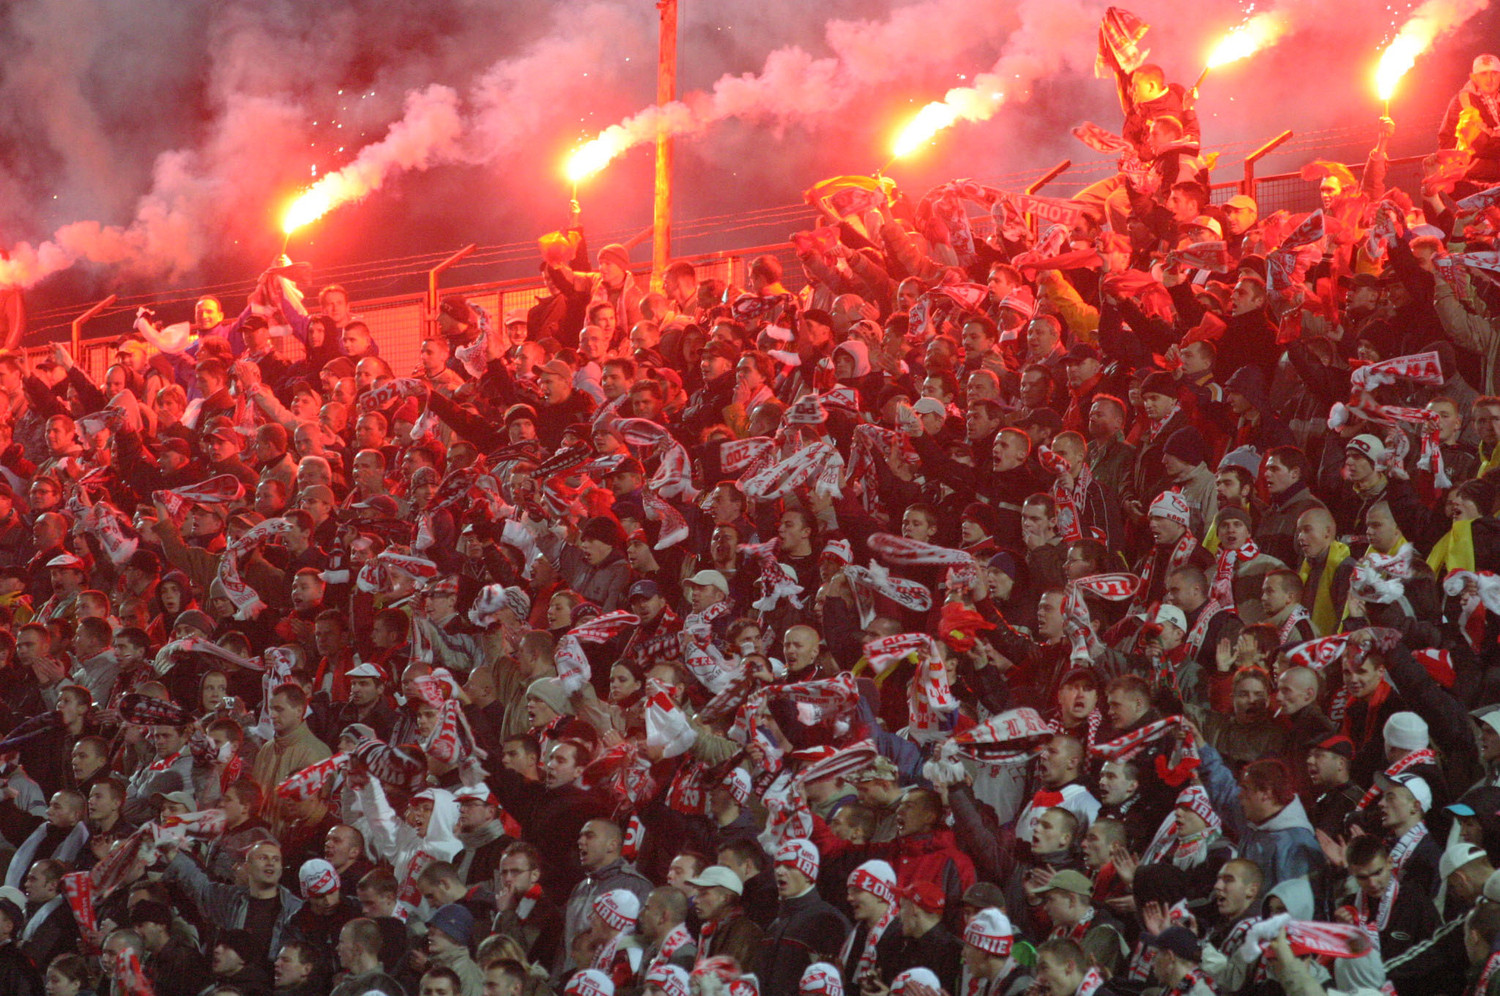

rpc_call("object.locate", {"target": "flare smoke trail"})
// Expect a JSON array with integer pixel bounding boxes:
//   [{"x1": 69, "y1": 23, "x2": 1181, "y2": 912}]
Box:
[{"x1": 1377, "y1": 0, "x2": 1492, "y2": 101}]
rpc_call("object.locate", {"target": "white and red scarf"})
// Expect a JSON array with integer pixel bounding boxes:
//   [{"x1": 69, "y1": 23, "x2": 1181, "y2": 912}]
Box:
[
  {"x1": 1472, "y1": 951, "x2": 1500, "y2": 996},
  {"x1": 1048, "y1": 710, "x2": 1102, "y2": 752},
  {"x1": 1276, "y1": 605, "x2": 1313, "y2": 644},
  {"x1": 1134, "y1": 529, "x2": 1199, "y2": 612},
  {"x1": 864, "y1": 633, "x2": 955, "y2": 737},
  {"x1": 1389, "y1": 821, "x2": 1430, "y2": 876},
  {"x1": 1065, "y1": 573, "x2": 1140, "y2": 662},
  {"x1": 219, "y1": 517, "x2": 296, "y2": 619},
  {"x1": 1052, "y1": 906, "x2": 1095, "y2": 942},
  {"x1": 1184, "y1": 598, "x2": 1230, "y2": 659},
  {"x1": 1211, "y1": 539, "x2": 1261, "y2": 607},
  {"x1": 840, "y1": 905, "x2": 897, "y2": 983},
  {"x1": 648, "y1": 923, "x2": 693, "y2": 977},
  {"x1": 1164, "y1": 968, "x2": 1213, "y2": 996},
  {"x1": 153, "y1": 474, "x2": 244, "y2": 518}
]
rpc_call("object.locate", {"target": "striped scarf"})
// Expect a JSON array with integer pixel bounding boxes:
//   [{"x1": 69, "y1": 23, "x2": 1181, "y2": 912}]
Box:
[
  {"x1": 1276, "y1": 605, "x2": 1313, "y2": 644},
  {"x1": 647, "y1": 923, "x2": 693, "y2": 978},
  {"x1": 1212, "y1": 539, "x2": 1261, "y2": 607},
  {"x1": 1471, "y1": 951, "x2": 1500, "y2": 996},
  {"x1": 840, "y1": 905, "x2": 897, "y2": 983},
  {"x1": 1135, "y1": 531, "x2": 1199, "y2": 612},
  {"x1": 1052, "y1": 906, "x2": 1095, "y2": 942}
]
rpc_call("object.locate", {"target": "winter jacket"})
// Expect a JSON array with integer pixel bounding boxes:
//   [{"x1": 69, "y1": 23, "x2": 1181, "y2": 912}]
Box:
[
  {"x1": 536, "y1": 533, "x2": 630, "y2": 613},
  {"x1": 1198, "y1": 742, "x2": 1326, "y2": 890},
  {"x1": 1257, "y1": 482, "x2": 1326, "y2": 569},
  {"x1": 163, "y1": 851, "x2": 304, "y2": 962},
  {"x1": 560, "y1": 858, "x2": 653, "y2": 977},
  {"x1": 756, "y1": 888, "x2": 852, "y2": 996}
]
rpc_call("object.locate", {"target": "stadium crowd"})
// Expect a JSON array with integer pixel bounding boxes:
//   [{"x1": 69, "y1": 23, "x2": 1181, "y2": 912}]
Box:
[{"x1": 4, "y1": 17, "x2": 1500, "y2": 996}]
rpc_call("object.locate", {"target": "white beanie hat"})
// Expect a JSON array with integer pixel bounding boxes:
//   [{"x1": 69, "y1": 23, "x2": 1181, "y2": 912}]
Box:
[{"x1": 1383, "y1": 712, "x2": 1429, "y2": 752}]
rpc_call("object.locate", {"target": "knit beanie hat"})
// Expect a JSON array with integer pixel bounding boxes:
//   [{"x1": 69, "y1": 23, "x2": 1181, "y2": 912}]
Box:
[
  {"x1": 1383, "y1": 712, "x2": 1430, "y2": 752},
  {"x1": 776, "y1": 839, "x2": 820, "y2": 881},
  {"x1": 799, "y1": 965, "x2": 844, "y2": 996},
  {"x1": 526, "y1": 677, "x2": 574, "y2": 717},
  {"x1": 847, "y1": 860, "x2": 897, "y2": 904},
  {"x1": 298, "y1": 859, "x2": 339, "y2": 898},
  {"x1": 567, "y1": 970, "x2": 616, "y2": 996},
  {"x1": 1164, "y1": 427, "x2": 1208, "y2": 467},
  {"x1": 580, "y1": 515, "x2": 628, "y2": 551},
  {"x1": 428, "y1": 902, "x2": 475, "y2": 947},
  {"x1": 963, "y1": 907, "x2": 1015, "y2": 956},
  {"x1": 593, "y1": 889, "x2": 641, "y2": 932},
  {"x1": 1148, "y1": 491, "x2": 1191, "y2": 527}
]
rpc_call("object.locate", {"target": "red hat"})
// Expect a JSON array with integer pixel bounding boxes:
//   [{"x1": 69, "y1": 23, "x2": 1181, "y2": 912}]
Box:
[{"x1": 897, "y1": 880, "x2": 946, "y2": 914}]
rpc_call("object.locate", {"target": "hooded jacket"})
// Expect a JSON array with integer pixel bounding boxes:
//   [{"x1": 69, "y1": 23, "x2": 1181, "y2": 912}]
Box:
[
  {"x1": 1198, "y1": 741, "x2": 1326, "y2": 890},
  {"x1": 353, "y1": 781, "x2": 461, "y2": 917}
]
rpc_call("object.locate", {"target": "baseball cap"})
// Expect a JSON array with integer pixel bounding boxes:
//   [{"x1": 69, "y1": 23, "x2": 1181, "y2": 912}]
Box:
[
  {"x1": 152, "y1": 790, "x2": 197, "y2": 811},
  {"x1": 912, "y1": 397, "x2": 947, "y2": 418},
  {"x1": 687, "y1": 570, "x2": 729, "y2": 595},
  {"x1": 1475, "y1": 54, "x2": 1500, "y2": 74},
  {"x1": 1224, "y1": 194, "x2": 1258, "y2": 214},
  {"x1": 1475, "y1": 707, "x2": 1500, "y2": 740},
  {"x1": 897, "y1": 880, "x2": 946, "y2": 914},
  {"x1": 504, "y1": 308, "x2": 529, "y2": 327},
  {"x1": 1441, "y1": 842, "x2": 1488, "y2": 880},
  {"x1": 1187, "y1": 215, "x2": 1223, "y2": 239},
  {"x1": 1376, "y1": 772, "x2": 1432, "y2": 812},
  {"x1": 686, "y1": 866, "x2": 744, "y2": 896},
  {"x1": 1146, "y1": 926, "x2": 1203, "y2": 961},
  {"x1": 628, "y1": 579, "x2": 661, "y2": 601},
  {"x1": 1309, "y1": 733, "x2": 1355, "y2": 760},
  {"x1": 355, "y1": 495, "x2": 400, "y2": 517},
  {"x1": 962, "y1": 881, "x2": 1007, "y2": 909},
  {"x1": 346, "y1": 662, "x2": 389, "y2": 683},
  {"x1": 1064, "y1": 343, "x2": 1101, "y2": 364},
  {"x1": 1155, "y1": 604, "x2": 1188, "y2": 633},
  {"x1": 46, "y1": 552, "x2": 87, "y2": 572},
  {"x1": 1043, "y1": 870, "x2": 1094, "y2": 897}
]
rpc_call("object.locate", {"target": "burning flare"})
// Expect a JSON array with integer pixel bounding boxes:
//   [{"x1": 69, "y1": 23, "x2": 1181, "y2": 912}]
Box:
[
  {"x1": 1376, "y1": 34, "x2": 1424, "y2": 101},
  {"x1": 566, "y1": 134, "x2": 626, "y2": 184},
  {"x1": 282, "y1": 179, "x2": 344, "y2": 235},
  {"x1": 1206, "y1": 12, "x2": 1288, "y2": 69},
  {"x1": 892, "y1": 103, "x2": 963, "y2": 159},
  {"x1": 1376, "y1": 0, "x2": 1491, "y2": 103}
]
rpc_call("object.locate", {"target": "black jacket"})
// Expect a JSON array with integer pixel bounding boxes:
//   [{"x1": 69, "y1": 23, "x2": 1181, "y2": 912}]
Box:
[
  {"x1": 756, "y1": 889, "x2": 851, "y2": 996},
  {"x1": 890, "y1": 921, "x2": 962, "y2": 982},
  {"x1": 0, "y1": 942, "x2": 40, "y2": 996}
]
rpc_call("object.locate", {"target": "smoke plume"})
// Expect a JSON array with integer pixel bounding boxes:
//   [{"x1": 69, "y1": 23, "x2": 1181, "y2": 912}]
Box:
[{"x1": 0, "y1": 0, "x2": 1496, "y2": 294}]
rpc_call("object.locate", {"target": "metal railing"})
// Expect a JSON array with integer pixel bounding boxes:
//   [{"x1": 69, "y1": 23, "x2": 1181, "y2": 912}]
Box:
[{"x1": 48, "y1": 143, "x2": 1438, "y2": 385}]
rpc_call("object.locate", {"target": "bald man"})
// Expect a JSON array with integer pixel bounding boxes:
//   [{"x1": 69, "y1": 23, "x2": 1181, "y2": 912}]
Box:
[
  {"x1": 1276, "y1": 666, "x2": 1334, "y2": 796},
  {"x1": 1294, "y1": 508, "x2": 1353, "y2": 636}
]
